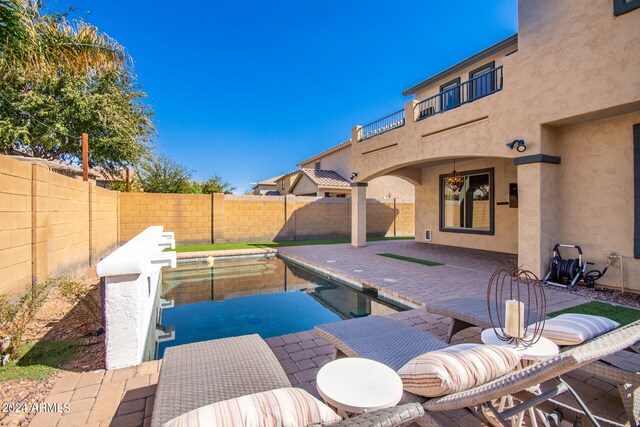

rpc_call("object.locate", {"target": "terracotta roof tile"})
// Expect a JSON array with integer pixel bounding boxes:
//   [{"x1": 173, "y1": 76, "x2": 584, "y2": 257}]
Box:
[{"x1": 300, "y1": 169, "x2": 351, "y2": 187}]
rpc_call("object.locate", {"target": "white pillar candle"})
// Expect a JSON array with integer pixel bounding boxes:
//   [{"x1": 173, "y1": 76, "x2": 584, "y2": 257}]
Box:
[{"x1": 505, "y1": 299, "x2": 525, "y2": 339}]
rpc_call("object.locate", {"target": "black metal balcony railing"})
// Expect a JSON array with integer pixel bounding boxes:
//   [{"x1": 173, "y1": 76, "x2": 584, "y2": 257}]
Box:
[
  {"x1": 359, "y1": 109, "x2": 405, "y2": 141},
  {"x1": 415, "y1": 66, "x2": 503, "y2": 121}
]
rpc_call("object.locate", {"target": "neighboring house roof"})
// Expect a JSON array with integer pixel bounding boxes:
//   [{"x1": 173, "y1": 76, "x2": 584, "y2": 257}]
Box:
[
  {"x1": 5, "y1": 154, "x2": 101, "y2": 179},
  {"x1": 296, "y1": 139, "x2": 351, "y2": 167},
  {"x1": 90, "y1": 168, "x2": 129, "y2": 183},
  {"x1": 275, "y1": 169, "x2": 301, "y2": 181},
  {"x1": 290, "y1": 168, "x2": 351, "y2": 192},
  {"x1": 402, "y1": 34, "x2": 518, "y2": 96},
  {"x1": 254, "y1": 174, "x2": 285, "y2": 187}
]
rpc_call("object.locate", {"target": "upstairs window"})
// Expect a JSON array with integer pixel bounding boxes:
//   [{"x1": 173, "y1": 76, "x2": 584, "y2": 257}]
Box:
[
  {"x1": 314, "y1": 161, "x2": 321, "y2": 170},
  {"x1": 281, "y1": 180, "x2": 285, "y2": 190},
  {"x1": 439, "y1": 78, "x2": 461, "y2": 111},
  {"x1": 469, "y1": 61, "x2": 496, "y2": 101}
]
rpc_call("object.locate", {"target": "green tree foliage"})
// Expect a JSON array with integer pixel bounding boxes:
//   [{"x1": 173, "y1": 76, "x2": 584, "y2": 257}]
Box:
[
  {"x1": 0, "y1": 0, "x2": 127, "y2": 82},
  {"x1": 0, "y1": 1, "x2": 153, "y2": 171},
  {"x1": 0, "y1": 71, "x2": 154, "y2": 170},
  {"x1": 137, "y1": 155, "x2": 194, "y2": 193},
  {"x1": 135, "y1": 157, "x2": 235, "y2": 194},
  {"x1": 200, "y1": 175, "x2": 236, "y2": 194}
]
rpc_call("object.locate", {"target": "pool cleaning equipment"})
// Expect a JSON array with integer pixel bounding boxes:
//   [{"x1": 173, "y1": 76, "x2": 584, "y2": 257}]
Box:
[{"x1": 543, "y1": 244, "x2": 609, "y2": 291}]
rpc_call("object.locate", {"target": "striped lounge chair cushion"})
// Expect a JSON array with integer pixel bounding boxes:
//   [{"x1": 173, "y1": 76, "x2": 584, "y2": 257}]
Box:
[
  {"x1": 163, "y1": 387, "x2": 341, "y2": 427},
  {"x1": 397, "y1": 344, "x2": 521, "y2": 398},
  {"x1": 535, "y1": 313, "x2": 620, "y2": 346}
]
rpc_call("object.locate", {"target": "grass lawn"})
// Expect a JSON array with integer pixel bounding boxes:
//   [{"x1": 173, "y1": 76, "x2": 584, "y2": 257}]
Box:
[
  {"x1": 377, "y1": 253, "x2": 443, "y2": 266},
  {"x1": 548, "y1": 301, "x2": 640, "y2": 326},
  {"x1": 0, "y1": 340, "x2": 78, "y2": 383},
  {"x1": 173, "y1": 236, "x2": 414, "y2": 253}
]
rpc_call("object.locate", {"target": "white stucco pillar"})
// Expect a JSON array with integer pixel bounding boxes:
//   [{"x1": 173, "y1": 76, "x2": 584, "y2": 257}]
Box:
[{"x1": 351, "y1": 182, "x2": 367, "y2": 247}]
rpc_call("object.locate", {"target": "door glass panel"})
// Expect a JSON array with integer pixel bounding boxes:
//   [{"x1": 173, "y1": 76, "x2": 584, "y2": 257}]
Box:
[
  {"x1": 471, "y1": 68, "x2": 494, "y2": 100},
  {"x1": 440, "y1": 83, "x2": 460, "y2": 111}
]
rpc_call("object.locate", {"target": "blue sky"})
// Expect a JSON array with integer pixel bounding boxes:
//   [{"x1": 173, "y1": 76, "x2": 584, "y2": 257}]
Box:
[{"x1": 59, "y1": 1, "x2": 517, "y2": 193}]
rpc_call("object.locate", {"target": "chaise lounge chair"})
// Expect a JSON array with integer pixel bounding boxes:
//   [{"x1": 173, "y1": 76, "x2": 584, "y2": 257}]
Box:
[
  {"x1": 314, "y1": 315, "x2": 640, "y2": 427},
  {"x1": 424, "y1": 297, "x2": 640, "y2": 425},
  {"x1": 151, "y1": 333, "x2": 424, "y2": 427}
]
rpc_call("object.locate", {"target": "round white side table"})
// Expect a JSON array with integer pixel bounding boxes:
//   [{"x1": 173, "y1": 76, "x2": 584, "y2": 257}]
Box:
[
  {"x1": 480, "y1": 329, "x2": 559, "y2": 362},
  {"x1": 316, "y1": 357, "x2": 403, "y2": 419},
  {"x1": 481, "y1": 329, "x2": 560, "y2": 427}
]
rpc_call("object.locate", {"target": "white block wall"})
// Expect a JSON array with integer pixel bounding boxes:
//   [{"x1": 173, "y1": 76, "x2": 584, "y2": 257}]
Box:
[{"x1": 97, "y1": 226, "x2": 176, "y2": 369}]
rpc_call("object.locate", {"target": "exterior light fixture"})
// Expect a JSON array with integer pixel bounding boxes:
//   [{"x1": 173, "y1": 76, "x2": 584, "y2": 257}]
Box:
[
  {"x1": 506, "y1": 139, "x2": 526, "y2": 152},
  {"x1": 350, "y1": 172, "x2": 358, "y2": 180},
  {"x1": 446, "y1": 158, "x2": 465, "y2": 192}
]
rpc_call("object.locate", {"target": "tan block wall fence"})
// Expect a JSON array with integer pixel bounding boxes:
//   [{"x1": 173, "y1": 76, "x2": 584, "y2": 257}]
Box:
[
  {"x1": 0, "y1": 156, "x2": 119, "y2": 294},
  {"x1": 1, "y1": 155, "x2": 414, "y2": 294},
  {"x1": 120, "y1": 194, "x2": 415, "y2": 244}
]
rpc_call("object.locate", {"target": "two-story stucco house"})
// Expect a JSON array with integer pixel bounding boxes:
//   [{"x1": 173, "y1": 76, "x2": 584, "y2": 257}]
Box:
[
  {"x1": 348, "y1": 0, "x2": 640, "y2": 292},
  {"x1": 271, "y1": 140, "x2": 414, "y2": 198}
]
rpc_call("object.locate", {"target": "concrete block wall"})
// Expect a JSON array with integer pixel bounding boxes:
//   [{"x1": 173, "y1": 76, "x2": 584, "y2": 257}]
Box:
[
  {"x1": 92, "y1": 185, "x2": 119, "y2": 262},
  {"x1": 285, "y1": 196, "x2": 350, "y2": 240},
  {"x1": 0, "y1": 157, "x2": 33, "y2": 294},
  {"x1": 119, "y1": 193, "x2": 212, "y2": 244},
  {"x1": 118, "y1": 194, "x2": 415, "y2": 245},
  {"x1": 119, "y1": 194, "x2": 414, "y2": 244},
  {"x1": 0, "y1": 156, "x2": 121, "y2": 294},
  {"x1": 222, "y1": 195, "x2": 285, "y2": 242},
  {"x1": 1, "y1": 153, "x2": 415, "y2": 295}
]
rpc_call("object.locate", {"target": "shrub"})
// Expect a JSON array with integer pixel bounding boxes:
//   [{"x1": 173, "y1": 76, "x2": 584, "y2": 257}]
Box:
[
  {"x1": 0, "y1": 281, "x2": 51, "y2": 358},
  {"x1": 55, "y1": 278, "x2": 102, "y2": 333}
]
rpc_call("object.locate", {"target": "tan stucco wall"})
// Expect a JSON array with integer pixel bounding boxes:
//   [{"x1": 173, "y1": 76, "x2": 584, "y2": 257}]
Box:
[
  {"x1": 0, "y1": 155, "x2": 120, "y2": 294},
  {"x1": 415, "y1": 157, "x2": 518, "y2": 253},
  {"x1": 553, "y1": 112, "x2": 640, "y2": 292},
  {"x1": 413, "y1": 45, "x2": 516, "y2": 102},
  {"x1": 291, "y1": 174, "x2": 319, "y2": 196},
  {"x1": 350, "y1": 0, "x2": 640, "y2": 283},
  {"x1": 252, "y1": 184, "x2": 277, "y2": 195},
  {"x1": 301, "y1": 144, "x2": 415, "y2": 198},
  {"x1": 274, "y1": 172, "x2": 298, "y2": 195},
  {"x1": 302, "y1": 147, "x2": 351, "y2": 179},
  {"x1": 367, "y1": 175, "x2": 415, "y2": 199}
]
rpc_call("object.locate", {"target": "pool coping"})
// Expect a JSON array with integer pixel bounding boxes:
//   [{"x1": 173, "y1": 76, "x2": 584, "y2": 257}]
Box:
[
  {"x1": 174, "y1": 248, "x2": 422, "y2": 312},
  {"x1": 176, "y1": 248, "x2": 278, "y2": 260}
]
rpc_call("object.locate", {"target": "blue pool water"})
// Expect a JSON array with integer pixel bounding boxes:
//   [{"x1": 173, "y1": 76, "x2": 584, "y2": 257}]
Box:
[{"x1": 153, "y1": 256, "x2": 402, "y2": 358}]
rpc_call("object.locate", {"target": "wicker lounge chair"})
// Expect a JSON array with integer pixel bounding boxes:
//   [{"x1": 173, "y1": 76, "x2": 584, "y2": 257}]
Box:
[
  {"x1": 151, "y1": 334, "x2": 424, "y2": 427},
  {"x1": 425, "y1": 297, "x2": 640, "y2": 425},
  {"x1": 314, "y1": 316, "x2": 640, "y2": 427}
]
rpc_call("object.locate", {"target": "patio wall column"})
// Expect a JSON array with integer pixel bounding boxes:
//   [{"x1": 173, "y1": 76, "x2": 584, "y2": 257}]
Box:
[
  {"x1": 351, "y1": 182, "x2": 368, "y2": 247},
  {"x1": 516, "y1": 157, "x2": 561, "y2": 277}
]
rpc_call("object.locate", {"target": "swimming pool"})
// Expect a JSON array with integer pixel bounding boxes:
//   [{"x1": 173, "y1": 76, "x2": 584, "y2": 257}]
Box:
[{"x1": 152, "y1": 255, "x2": 404, "y2": 358}]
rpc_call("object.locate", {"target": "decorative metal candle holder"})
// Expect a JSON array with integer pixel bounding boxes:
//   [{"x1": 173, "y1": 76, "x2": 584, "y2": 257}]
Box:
[{"x1": 486, "y1": 263, "x2": 546, "y2": 348}]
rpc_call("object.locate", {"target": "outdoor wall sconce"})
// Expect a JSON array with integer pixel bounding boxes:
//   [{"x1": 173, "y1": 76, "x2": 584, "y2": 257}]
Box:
[
  {"x1": 506, "y1": 139, "x2": 526, "y2": 152},
  {"x1": 350, "y1": 172, "x2": 358, "y2": 180}
]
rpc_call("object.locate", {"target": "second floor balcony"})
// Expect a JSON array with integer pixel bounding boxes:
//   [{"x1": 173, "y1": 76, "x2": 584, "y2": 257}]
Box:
[
  {"x1": 359, "y1": 109, "x2": 405, "y2": 141},
  {"x1": 357, "y1": 66, "x2": 504, "y2": 142},
  {"x1": 416, "y1": 66, "x2": 503, "y2": 120}
]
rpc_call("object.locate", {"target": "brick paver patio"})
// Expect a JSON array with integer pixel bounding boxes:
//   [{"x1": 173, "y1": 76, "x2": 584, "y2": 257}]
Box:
[
  {"x1": 27, "y1": 242, "x2": 631, "y2": 426},
  {"x1": 31, "y1": 310, "x2": 629, "y2": 427},
  {"x1": 279, "y1": 241, "x2": 591, "y2": 313}
]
